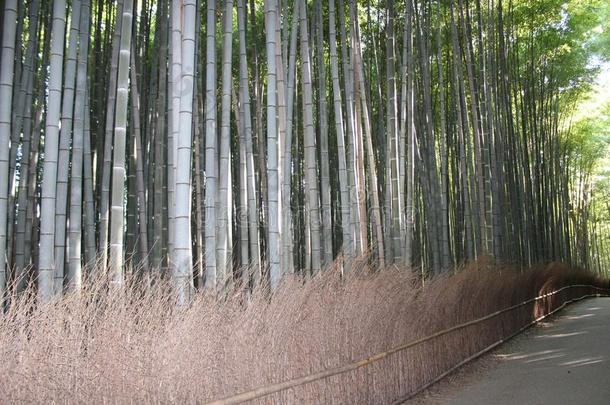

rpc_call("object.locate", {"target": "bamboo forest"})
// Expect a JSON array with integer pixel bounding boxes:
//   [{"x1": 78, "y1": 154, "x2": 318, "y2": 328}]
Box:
[{"x1": 0, "y1": 0, "x2": 609, "y2": 403}]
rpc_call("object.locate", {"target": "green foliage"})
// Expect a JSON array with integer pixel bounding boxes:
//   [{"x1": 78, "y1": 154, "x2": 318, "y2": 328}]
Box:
[
  {"x1": 511, "y1": 0, "x2": 604, "y2": 92},
  {"x1": 587, "y1": 0, "x2": 610, "y2": 59},
  {"x1": 565, "y1": 70, "x2": 610, "y2": 267},
  {"x1": 566, "y1": 102, "x2": 610, "y2": 173}
]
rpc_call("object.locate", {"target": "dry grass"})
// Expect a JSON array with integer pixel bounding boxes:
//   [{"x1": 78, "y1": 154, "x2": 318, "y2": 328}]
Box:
[{"x1": 0, "y1": 260, "x2": 606, "y2": 404}]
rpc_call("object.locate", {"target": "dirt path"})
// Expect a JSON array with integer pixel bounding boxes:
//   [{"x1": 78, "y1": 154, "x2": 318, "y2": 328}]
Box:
[{"x1": 415, "y1": 297, "x2": 610, "y2": 405}]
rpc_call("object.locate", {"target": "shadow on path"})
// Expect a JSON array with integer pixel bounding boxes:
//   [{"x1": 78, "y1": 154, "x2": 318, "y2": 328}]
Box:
[{"x1": 420, "y1": 298, "x2": 610, "y2": 405}]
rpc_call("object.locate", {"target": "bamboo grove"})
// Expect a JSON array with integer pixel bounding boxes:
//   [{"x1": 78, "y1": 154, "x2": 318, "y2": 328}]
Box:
[{"x1": 0, "y1": 0, "x2": 608, "y2": 302}]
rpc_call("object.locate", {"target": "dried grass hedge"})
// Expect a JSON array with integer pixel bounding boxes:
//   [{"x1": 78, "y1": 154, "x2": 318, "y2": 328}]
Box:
[{"x1": 0, "y1": 260, "x2": 606, "y2": 404}]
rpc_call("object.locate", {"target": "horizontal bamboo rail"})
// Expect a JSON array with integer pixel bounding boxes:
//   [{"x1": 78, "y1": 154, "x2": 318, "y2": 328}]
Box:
[{"x1": 206, "y1": 284, "x2": 610, "y2": 405}]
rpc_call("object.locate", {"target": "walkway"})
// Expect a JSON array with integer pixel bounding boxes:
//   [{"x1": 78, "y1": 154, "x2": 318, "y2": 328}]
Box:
[{"x1": 425, "y1": 298, "x2": 610, "y2": 405}]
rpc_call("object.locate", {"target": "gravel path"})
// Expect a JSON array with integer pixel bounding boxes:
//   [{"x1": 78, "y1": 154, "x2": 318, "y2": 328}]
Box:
[{"x1": 416, "y1": 298, "x2": 610, "y2": 405}]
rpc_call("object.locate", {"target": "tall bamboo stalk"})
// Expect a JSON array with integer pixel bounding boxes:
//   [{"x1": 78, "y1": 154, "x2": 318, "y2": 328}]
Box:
[
  {"x1": 173, "y1": 0, "x2": 197, "y2": 303},
  {"x1": 108, "y1": 0, "x2": 134, "y2": 285},
  {"x1": 38, "y1": 0, "x2": 68, "y2": 301},
  {"x1": 0, "y1": 0, "x2": 18, "y2": 293},
  {"x1": 67, "y1": 0, "x2": 91, "y2": 291},
  {"x1": 218, "y1": 0, "x2": 234, "y2": 283},
  {"x1": 204, "y1": 0, "x2": 218, "y2": 289}
]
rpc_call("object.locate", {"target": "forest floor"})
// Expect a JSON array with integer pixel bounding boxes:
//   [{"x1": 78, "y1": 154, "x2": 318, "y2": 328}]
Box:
[{"x1": 411, "y1": 297, "x2": 610, "y2": 405}]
